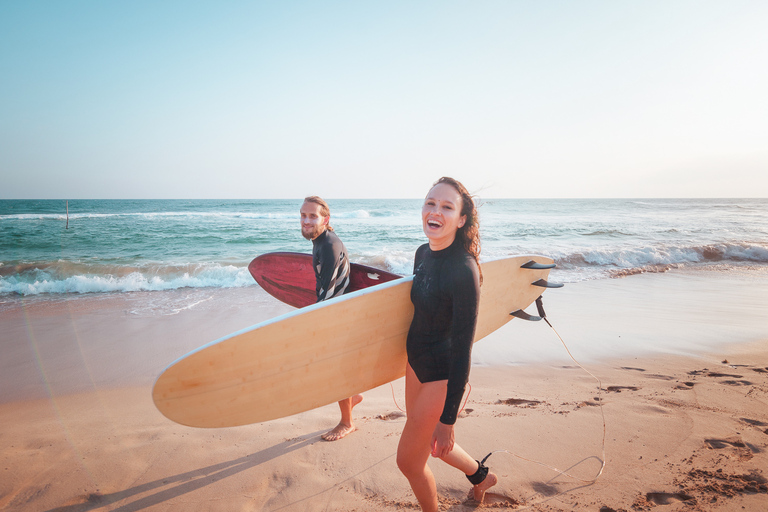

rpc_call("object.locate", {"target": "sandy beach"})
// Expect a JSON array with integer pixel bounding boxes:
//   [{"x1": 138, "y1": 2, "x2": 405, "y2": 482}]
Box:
[{"x1": 2, "y1": 269, "x2": 767, "y2": 511}]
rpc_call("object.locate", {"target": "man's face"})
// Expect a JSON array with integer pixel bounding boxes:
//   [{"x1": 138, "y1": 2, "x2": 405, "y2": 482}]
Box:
[{"x1": 300, "y1": 201, "x2": 329, "y2": 240}]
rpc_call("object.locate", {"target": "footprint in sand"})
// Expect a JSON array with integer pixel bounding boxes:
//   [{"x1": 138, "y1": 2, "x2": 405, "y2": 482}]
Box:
[
  {"x1": 687, "y1": 468, "x2": 768, "y2": 496},
  {"x1": 464, "y1": 491, "x2": 519, "y2": 507},
  {"x1": 620, "y1": 368, "x2": 677, "y2": 381},
  {"x1": 741, "y1": 418, "x2": 768, "y2": 427},
  {"x1": 606, "y1": 385, "x2": 639, "y2": 392},
  {"x1": 687, "y1": 369, "x2": 743, "y2": 377},
  {"x1": 646, "y1": 374, "x2": 676, "y2": 381},
  {"x1": 499, "y1": 398, "x2": 541, "y2": 407},
  {"x1": 645, "y1": 492, "x2": 695, "y2": 505},
  {"x1": 705, "y1": 437, "x2": 747, "y2": 449},
  {"x1": 705, "y1": 436, "x2": 757, "y2": 461},
  {"x1": 376, "y1": 411, "x2": 405, "y2": 420},
  {"x1": 688, "y1": 369, "x2": 753, "y2": 386},
  {"x1": 721, "y1": 379, "x2": 753, "y2": 386}
]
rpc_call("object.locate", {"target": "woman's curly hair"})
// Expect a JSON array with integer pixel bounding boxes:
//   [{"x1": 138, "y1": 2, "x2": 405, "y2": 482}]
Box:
[{"x1": 433, "y1": 177, "x2": 482, "y2": 284}]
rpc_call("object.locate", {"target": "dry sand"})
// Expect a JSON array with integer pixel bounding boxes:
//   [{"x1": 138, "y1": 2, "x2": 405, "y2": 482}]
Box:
[{"x1": 1, "y1": 272, "x2": 767, "y2": 511}]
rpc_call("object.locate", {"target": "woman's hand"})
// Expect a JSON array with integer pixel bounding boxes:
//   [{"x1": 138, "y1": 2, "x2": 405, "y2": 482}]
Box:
[{"x1": 430, "y1": 421, "x2": 455, "y2": 458}]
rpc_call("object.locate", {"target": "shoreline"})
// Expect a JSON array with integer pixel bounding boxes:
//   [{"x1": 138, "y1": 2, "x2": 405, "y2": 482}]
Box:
[{"x1": 1, "y1": 269, "x2": 767, "y2": 511}]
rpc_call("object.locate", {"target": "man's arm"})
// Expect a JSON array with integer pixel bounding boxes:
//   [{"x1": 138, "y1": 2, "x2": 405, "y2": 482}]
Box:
[{"x1": 316, "y1": 243, "x2": 349, "y2": 301}]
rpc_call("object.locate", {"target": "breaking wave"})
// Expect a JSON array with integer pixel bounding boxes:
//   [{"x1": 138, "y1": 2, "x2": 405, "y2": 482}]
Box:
[
  {"x1": 0, "y1": 262, "x2": 253, "y2": 296},
  {"x1": 5, "y1": 241, "x2": 766, "y2": 296}
]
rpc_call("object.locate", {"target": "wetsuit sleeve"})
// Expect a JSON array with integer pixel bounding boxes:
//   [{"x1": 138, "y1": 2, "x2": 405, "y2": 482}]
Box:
[
  {"x1": 440, "y1": 257, "x2": 480, "y2": 425},
  {"x1": 315, "y1": 237, "x2": 347, "y2": 302}
]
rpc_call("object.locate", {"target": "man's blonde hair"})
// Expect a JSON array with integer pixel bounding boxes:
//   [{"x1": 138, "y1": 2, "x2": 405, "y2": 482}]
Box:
[{"x1": 303, "y1": 196, "x2": 334, "y2": 231}]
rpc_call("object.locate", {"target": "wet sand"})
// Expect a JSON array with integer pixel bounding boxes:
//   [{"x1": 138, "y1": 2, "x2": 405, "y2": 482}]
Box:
[{"x1": 1, "y1": 270, "x2": 767, "y2": 511}]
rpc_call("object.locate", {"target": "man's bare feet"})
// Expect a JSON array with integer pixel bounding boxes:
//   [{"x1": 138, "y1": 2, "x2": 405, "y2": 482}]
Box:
[
  {"x1": 321, "y1": 423, "x2": 356, "y2": 441},
  {"x1": 472, "y1": 472, "x2": 498, "y2": 503},
  {"x1": 322, "y1": 394, "x2": 363, "y2": 441}
]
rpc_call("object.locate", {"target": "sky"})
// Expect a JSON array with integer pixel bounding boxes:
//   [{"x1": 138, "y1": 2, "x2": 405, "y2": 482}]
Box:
[{"x1": 1, "y1": 1, "x2": 767, "y2": 199}]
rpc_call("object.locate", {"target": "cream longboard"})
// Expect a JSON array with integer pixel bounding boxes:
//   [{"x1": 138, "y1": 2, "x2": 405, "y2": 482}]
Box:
[{"x1": 153, "y1": 255, "x2": 559, "y2": 428}]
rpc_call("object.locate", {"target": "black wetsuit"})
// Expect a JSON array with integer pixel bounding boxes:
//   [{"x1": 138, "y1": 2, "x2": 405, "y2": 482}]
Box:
[
  {"x1": 312, "y1": 229, "x2": 351, "y2": 302},
  {"x1": 406, "y1": 238, "x2": 481, "y2": 425}
]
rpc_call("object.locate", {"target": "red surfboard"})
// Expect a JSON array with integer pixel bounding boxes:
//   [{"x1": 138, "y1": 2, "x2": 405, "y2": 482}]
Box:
[{"x1": 248, "y1": 252, "x2": 401, "y2": 308}]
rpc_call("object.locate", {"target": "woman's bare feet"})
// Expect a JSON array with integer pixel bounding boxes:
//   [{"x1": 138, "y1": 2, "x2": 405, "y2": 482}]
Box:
[{"x1": 472, "y1": 472, "x2": 498, "y2": 503}]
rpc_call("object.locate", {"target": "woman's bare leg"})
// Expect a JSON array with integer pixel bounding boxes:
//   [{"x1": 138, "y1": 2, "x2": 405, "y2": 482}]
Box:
[
  {"x1": 398, "y1": 365, "x2": 498, "y2": 509},
  {"x1": 397, "y1": 365, "x2": 445, "y2": 511}
]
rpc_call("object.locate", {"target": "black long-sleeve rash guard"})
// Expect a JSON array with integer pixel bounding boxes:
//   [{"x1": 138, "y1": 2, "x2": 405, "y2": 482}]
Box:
[
  {"x1": 406, "y1": 238, "x2": 480, "y2": 425},
  {"x1": 311, "y1": 229, "x2": 351, "y2": 302}
]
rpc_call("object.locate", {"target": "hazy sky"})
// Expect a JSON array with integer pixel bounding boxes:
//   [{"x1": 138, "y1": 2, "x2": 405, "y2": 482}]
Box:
[{"x1": 1, "y1": 1, "x2": 767, "y2": 199}]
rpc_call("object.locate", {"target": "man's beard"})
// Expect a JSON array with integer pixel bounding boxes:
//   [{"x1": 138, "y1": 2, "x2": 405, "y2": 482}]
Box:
[{"x1": 302, "y1": 225, "x2": 323, "y2": 240}]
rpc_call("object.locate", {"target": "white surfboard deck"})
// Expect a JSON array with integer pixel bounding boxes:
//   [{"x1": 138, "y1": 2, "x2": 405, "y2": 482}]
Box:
[{"x1": 153, "y1": 255, "x2": 555, "y2": 428}]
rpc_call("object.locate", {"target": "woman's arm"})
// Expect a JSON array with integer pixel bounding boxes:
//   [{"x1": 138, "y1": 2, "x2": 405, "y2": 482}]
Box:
[{"x1": 439, "y1": 257, "x2": 480, "y2": 425}]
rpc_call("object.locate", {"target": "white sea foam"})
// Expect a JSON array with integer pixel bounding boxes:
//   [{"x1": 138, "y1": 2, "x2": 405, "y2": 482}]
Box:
[
  {"x1": 3, "y1": 240, "x2": 767, "y2": 296},
  {"x1": 0, "y1": 265, "x2": 253, "y2": 296},
  {"x1": 552, "y1": 242, "x2": 768, "y2": 269},
  {"x1": 356, "y1": 250, "x2": 413, "y2": 276}
]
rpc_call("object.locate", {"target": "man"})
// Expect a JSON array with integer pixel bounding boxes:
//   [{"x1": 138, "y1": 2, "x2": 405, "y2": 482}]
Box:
[{"x1": 300, "y1": 196, "x2": 362, "y2": 441}]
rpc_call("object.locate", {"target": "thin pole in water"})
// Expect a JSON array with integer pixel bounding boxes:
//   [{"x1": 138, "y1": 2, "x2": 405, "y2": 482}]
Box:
[{"x1": 66, "y1": 200, "x2": 69, "y2": 229}]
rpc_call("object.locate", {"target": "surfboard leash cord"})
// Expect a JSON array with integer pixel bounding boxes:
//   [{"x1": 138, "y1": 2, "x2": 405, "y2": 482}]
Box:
[
  {"x1": 389, "y1": 381, "x2": 473, "y2": 416},
  {"x1": 484, "y1": 298, "x2": 607, "y2": 489},
  {"x1": 387, "y1": 296, "x2": 606, "y2": 492}
]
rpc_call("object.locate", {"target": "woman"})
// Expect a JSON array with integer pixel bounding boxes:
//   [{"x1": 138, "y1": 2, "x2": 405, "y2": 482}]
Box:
[{"x1": 397, "y1": 177, "x2": 497, "y2": 511}]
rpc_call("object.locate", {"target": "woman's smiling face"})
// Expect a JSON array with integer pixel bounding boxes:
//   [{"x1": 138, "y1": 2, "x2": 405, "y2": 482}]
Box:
[{"x1": 422, "y1": 182, "x2": 466, "y2": 250}]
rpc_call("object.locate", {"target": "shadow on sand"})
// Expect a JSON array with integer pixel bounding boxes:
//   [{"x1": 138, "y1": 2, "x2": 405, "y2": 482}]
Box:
[{"x1": 46, "y1": 432, "x2": 323, "y2": 512}]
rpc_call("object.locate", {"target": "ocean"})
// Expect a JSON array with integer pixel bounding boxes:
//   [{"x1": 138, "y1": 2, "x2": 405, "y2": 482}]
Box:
[{"x1": 2, "y1": 198, "x2": 768, "y2": 310}]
